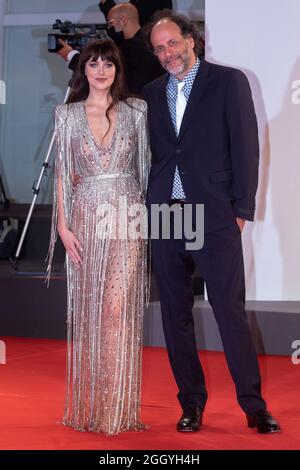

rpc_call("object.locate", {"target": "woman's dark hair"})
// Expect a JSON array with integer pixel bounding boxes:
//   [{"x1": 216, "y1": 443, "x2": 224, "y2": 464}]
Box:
[
  {"x1": 143, "y1": 9, "x2": 203, "y2": 57},
  {"x1": 67, "y1": 39, "x2": 129, "y2": 142}
]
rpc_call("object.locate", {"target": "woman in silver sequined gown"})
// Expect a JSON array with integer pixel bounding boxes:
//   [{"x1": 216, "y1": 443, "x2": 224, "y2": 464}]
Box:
[{"x1": 47, "y1": 40, "x2": 150, "y2": 435}]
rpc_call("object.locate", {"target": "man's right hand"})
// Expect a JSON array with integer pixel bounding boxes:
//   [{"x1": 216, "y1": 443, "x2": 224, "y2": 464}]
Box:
[{"x1": 57, "y1": 39, "x2": 73, "y2": 61}]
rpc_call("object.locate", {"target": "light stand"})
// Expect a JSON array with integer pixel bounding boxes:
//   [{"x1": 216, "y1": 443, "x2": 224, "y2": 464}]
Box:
[{"x1": 10, "y1": 84, "x2": 72, "y2": 270}]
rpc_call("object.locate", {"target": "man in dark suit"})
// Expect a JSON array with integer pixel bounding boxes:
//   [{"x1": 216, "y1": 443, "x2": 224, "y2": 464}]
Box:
[{"x1": 143, "y1": 10, "x2": 280, "y2": 434}]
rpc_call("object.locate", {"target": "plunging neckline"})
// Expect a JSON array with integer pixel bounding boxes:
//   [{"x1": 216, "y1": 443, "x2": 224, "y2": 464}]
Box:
[{"x1": 82, "y1": 100, "x2": 119, "y2": 152}]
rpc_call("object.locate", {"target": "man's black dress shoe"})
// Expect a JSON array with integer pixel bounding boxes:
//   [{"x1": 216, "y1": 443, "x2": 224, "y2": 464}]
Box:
[
  {"x1": 177, "y1": 406, "x2": 203, "y2": 432},
  {"x1": 246, "y1": 409, "x2": 281, "y2": 434}
]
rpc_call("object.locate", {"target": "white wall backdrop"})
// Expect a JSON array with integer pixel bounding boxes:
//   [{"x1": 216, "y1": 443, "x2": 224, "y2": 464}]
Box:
[{"x1": 206, "y1": 0, "x2": 300, "y2": 301}]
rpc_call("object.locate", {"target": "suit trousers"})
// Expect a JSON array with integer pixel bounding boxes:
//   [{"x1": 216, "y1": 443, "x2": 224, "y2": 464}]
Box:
[{"x1": 151, "y1": 213, "x2": 267, "y2": 414}]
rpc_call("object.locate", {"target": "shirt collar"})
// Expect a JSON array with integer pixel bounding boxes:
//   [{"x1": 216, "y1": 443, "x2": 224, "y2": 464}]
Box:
[{"x1": 168, "y1": 57, "x2": 201, "y2": 91}]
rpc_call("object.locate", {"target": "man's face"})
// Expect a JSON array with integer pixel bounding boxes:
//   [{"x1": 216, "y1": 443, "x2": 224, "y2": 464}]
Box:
[
  {"x1": 107, "y1": 11, "x2": 125, "y2": 33},
  {"x1": 151, "y1": 20, "x2": 195, "y2": 79}
]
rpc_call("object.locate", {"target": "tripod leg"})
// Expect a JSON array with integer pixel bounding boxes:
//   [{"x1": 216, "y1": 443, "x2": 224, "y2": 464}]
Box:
[{"x1": 11, "y1": 85, "x2": 72, "y2": 269}]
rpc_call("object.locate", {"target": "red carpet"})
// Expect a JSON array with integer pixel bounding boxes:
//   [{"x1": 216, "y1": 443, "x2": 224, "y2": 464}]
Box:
[{"x1": 0, "y1": 337, "x2": 299, "y2": 450}]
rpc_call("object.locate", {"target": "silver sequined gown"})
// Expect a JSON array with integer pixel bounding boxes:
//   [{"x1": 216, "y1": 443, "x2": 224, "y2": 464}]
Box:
[{"x1": 47, "y1": 98, "x2": 151, "y2": 436}]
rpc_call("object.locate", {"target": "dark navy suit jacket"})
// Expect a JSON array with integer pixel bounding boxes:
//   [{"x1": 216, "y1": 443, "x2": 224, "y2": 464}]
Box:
[{"x1": 143, "y1": 59, "x2": 259, "y2": 233}]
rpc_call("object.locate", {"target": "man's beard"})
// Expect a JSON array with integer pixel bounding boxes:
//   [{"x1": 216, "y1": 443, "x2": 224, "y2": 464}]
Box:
[{"x1": 161, "y1": 47, "x2": 191, "y2": 76}]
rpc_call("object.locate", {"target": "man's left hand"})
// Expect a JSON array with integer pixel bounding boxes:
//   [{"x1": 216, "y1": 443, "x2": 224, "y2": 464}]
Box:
[{"x1": 236, "y1": 217, "x2": 246, "y2": 232}]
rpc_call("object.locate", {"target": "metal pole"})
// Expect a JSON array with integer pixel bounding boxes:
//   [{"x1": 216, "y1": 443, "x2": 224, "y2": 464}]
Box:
[{"x1": 11, "y1": 85, "x2": 72, "y2": 268}]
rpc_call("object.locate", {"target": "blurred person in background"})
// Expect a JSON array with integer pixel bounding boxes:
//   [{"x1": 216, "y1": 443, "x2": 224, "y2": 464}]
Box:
[{"x1": 100, "y1": 0, "x2": 173, "y2": 27}]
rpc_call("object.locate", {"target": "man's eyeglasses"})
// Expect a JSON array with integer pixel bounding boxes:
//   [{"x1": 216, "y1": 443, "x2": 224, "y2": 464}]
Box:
[{"x1": 107, "y1": 17, "x2": 123, "y2": 28}]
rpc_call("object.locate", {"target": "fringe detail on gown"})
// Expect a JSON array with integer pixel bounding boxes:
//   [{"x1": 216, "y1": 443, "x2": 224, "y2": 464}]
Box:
[{"x1": 46, "y1": 99, "x2": 151, "y2": 435}]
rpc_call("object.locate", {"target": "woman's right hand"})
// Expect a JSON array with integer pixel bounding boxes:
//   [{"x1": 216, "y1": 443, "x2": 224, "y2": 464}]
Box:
[{"x1": 58, "y1": 226, "x2": 83, "y2": 268}]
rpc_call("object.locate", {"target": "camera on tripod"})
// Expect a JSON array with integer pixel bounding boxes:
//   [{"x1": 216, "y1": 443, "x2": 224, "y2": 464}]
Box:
[{"x1": 48, "y1": 19, "x2": 108, "y2": 53}]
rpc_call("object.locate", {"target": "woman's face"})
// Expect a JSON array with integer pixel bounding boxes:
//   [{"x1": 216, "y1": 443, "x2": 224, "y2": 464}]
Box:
[{"x1": 85, "y1": 55, "x2": 116, "y2": 92}]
